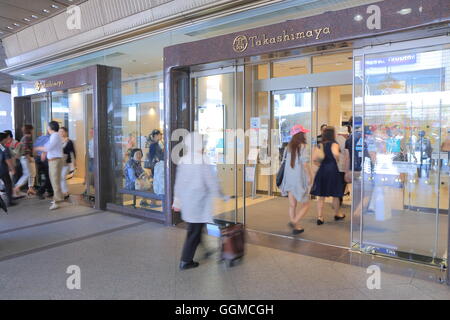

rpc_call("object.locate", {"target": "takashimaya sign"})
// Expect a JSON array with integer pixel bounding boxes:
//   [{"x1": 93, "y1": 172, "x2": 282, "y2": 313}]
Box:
[
  {"x1": 34, "y1": 80, "x2": 64, "y2": 91},
  {"x1": 233, "y1": 27, "x2": 332, "y2": 53}
]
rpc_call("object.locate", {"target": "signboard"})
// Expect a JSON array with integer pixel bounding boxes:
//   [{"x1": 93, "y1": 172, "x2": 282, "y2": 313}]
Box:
[{"x1": 365, "y1": 54, "x2": 417, "y2": 68}]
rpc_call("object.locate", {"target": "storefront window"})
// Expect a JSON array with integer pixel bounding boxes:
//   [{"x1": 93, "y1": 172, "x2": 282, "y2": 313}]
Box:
[
  {"x1": 110, "y1": 75, "x2": 165, "y2": 213},
  {"x1": 357, "y1": 45, "x2": 449, "y2": 263},
  {"x1": 272, "y1": 57, "x2": 310, "y2": 77}
]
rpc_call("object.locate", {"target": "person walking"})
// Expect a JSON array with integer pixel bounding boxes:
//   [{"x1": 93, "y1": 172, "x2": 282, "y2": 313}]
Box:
[
  {"x1": 35, "y1": 121, "x2": 64, "y2": 210},
  {"x1": 310, "y1": 126, "x2": 345, "y2": 224},
  {"x1": 173, "y1": 132, "x2": 225, "y2": 270},
  {"x1": 0, "y1": 132, "x2": 16, "y2": 207},
  {"x1": 145, "y1": 129, "x2": 164, "y2": 176},
  {"x1": 280, "y1": 125, "x2": 312, "y2": 235},
  {"x1": 59, "y1": 127, "x2": 76, "y2": 200},
  {"x1": 34, "y1": 133, "x2": 53, "y2": 200},
  {"x1": 13, "y1": 125, "x2": 37, "y2": 197}
]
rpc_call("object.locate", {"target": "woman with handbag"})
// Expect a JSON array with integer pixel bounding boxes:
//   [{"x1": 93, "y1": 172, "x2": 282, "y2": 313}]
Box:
[
  {"x1": 280, "y1": 125, "x2": 312, "y2": 235},
  {"x1": 310, "y1": 126, "x2": 345, "y2": 225}
]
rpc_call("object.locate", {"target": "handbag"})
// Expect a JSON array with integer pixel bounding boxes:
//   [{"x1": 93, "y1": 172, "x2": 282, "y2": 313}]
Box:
[
  {"x1": 135, "y1": 173, "x2": 151, "y2": 191},
  {"x1": 276, "y1": 149, "x2": 287, "y2": 187},
  {"x1": 312, "y1": 144, "x2": 325, "y2": 166}
]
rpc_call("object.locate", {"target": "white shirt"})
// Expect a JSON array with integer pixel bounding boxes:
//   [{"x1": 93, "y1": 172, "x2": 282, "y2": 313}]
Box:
[
  {"x1": 45, "y1": 132, "x2": 63, "y2": 160},
  {"x1": 88, "y1": 139, "x2": 94, "y2": 158}
]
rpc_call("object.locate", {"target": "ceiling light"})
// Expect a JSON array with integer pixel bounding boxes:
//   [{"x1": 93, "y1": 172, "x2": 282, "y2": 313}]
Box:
[
  {"x1": 397, "y1": 8, "x2": 412, "y2": 15},
  {"x1": 31, "y1": 15, "x2": 39, "y2": 19},
  {"x1": 6, "y1": 26, "x2": 13, "y2": 30},
  {"x1": 51, "y1": 5, "x2": 59, "y2": 9},
  {"x1": 354, "y1": 14, "x2": 363, "y2": 22},
  {"x1": 13, "y1": 23, "x2": 20, "y2": 27},
  {"x1": 23, "y1": 18, "x2": 31, "y2": 22},
  {"x1": 43, "y1": 9, "x2": 50, "y2": 13}
]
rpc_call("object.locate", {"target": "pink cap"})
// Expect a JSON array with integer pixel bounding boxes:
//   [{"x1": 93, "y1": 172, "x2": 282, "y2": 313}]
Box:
[{"x1": 290, "y1": 124, "x2": 310, "y2": 136}]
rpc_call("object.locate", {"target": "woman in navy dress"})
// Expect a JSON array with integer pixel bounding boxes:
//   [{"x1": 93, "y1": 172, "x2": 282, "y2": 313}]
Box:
[{"x1": 310, "y1": 126, "x2": 345, "y2": 225}]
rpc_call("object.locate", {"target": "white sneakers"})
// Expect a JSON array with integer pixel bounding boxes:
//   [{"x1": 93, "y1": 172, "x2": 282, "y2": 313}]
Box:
[{"x1": 49, "y1": 201, "x2": 59, "y2": 211}]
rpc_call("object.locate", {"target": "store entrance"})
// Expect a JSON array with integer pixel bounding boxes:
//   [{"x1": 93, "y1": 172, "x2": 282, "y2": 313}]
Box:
[
  {"x1": 243, "y1": 85, "x2": 353, "y2": 247},
  {"x1": 17, "y1": 85, "x2": 95, "y2": 201},
  {"x1": 190, "y1": 51, "x2": 354, "y2": 248}
]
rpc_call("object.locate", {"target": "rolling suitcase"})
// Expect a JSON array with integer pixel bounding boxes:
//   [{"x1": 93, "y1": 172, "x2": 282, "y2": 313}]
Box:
[{"x1": 219, "y1": 222, "x2": 245, "y2": 267}]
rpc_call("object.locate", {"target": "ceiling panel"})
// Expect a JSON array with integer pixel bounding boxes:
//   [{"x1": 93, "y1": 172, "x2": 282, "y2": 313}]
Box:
[{"x1": 0, "y1": 0, "x2": 87, "y2": 39}]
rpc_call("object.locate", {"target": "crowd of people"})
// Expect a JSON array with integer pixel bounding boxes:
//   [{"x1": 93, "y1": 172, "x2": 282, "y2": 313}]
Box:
[
  {"x1": 280, "y1": 119, "x2": 358, "y2": 235},
  {"x1": 0, "y1": 121, "x2": 76, "y2": 211}
]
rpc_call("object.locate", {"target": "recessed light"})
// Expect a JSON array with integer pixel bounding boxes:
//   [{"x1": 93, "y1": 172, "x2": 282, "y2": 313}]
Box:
[
  {"x1": 6, "y1": 26, "x2": 13, "y2": 30},
  {"x1": 43, "y1": 9, "x2": 50, "y2": 13},
  {"x1": 397, "y1": 8, "x2": 412, "y2": 15},
  {"x1": 23, "y1": 18, "x2": 31, "y2": 22},
  {"x1": 51, "y1": 5, "x2": 59, "y2": 9},
  {"x1": 13, "y1": 23, "x2": 20, "y2": 27},
  {"x1": 354, "y1": 14, "x2": 363, "y2": 22},
  {"x1": 31, "y1": 15, "x2": 39, "y2": 19}
]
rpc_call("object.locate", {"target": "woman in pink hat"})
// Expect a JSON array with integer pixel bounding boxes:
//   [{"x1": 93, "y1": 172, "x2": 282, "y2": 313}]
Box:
[{"x1": 280, "y1": 125, "x2": 312, "y2": 235}]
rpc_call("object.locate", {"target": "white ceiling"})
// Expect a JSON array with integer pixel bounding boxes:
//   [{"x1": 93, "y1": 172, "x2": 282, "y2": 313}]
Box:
[
  {"x1": 15, "y1": 0, "x2": 381, "y2": 81},
  {"x1": 0, "y1": 0, "x2": 86, "y2": 39}
]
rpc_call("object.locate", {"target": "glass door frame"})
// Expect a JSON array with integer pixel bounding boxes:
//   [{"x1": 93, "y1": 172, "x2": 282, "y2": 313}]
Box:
[{"x1": 190, "y1": 65, "x2": 243, "y2": 225}]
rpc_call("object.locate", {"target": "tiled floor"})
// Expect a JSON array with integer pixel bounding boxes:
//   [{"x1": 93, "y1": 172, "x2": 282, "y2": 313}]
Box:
[{"x1": 0, "y1": 197, "x2": 449, "y2": 300}]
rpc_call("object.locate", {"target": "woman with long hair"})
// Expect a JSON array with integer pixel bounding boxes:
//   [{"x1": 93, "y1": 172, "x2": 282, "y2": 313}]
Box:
[
  {"x1": 13, "y1": 124, "x2": 36, "y2": 196},
  {"x1": 280, "y1": 125, "x2": 312, "y2": 235},
  {"x1": 310, "y1": 126, "x2": 345, "y2": 224}
]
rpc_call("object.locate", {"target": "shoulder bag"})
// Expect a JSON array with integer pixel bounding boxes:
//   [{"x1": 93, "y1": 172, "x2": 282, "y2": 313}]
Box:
[
  {"x1": 312, "y1": 143, "x2": 325, "y2": 166},
  {"x1": 276, "y1": 149, "x2": 287, "y2": 188}
]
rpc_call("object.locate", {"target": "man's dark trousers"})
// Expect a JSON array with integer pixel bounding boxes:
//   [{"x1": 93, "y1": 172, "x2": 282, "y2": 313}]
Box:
[
  {"x1": 181, "y1": 223, "x2": 205, "y2": 263},
  {"x1": 0, "y1": 173, "x2": 13, "y2": 205}
]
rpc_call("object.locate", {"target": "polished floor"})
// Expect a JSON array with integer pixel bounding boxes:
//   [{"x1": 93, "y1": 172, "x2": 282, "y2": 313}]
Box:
[
  {"x1": 214, "y1": 194, "x2": 448, "y2": 259},
  {"x1": 0, "y1": 196, "x2": 449, "y2": 300}
]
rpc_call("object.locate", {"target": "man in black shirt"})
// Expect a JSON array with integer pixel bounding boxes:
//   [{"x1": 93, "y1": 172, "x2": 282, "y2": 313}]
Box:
[{"x1": 0, "y1": 132, "x2": 16, "y2": 207}]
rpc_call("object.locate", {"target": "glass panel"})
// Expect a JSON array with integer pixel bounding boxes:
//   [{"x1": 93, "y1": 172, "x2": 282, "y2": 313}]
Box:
[
  {"x1": 195, "y1": 73, "x2": 237, "y2": 223},
  {"x1": 352, "y1": 55, "x2": 364, "y2": 248},
  {"x1": 31, "y1": 95, "x2": 50, "y2": 137},
  {"x1": 51, "y1": 91, "x2": 69, "y2": 128},
  {"x1": 50, "y1": 87, "x2": 94, "y2": 198},
  {"x1": 313, "y1": 52, "x2": 353, "y2": 73},
  {"x1": 272, "y1": 57, "x2": 310, "y2": 78},
  {"x1": 255, "y1": 64, "x2": 269, "y2": 80},
  {"x1": 110, "y1": 75, "x2": 165, "y2": 211},
  {"x1": 361, "y1": 46, "x2": 449, "y2": 262}
]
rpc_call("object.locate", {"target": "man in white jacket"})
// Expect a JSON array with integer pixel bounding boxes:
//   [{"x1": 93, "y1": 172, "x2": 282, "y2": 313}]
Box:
[{"x1": 173, "y1": 132, "x2": 226, "y2": 270}]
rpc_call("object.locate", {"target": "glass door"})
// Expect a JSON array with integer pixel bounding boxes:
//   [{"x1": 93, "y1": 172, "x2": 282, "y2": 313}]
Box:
[
  {"x1": 244, "y1": 87, "x2": 314, "y2": 235},
  {"x1": 192, "y1": 67, "x2": 243, "y2": 224},
  {"x1": 51, "y1": 86, "x2": 94, "y2": 199},
  {"x1": 355, "y1": 43, "x2": 449, "y2": 265},
  {"x1": 31, "y1": 94, "x2": 51, "y2": 138}
]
